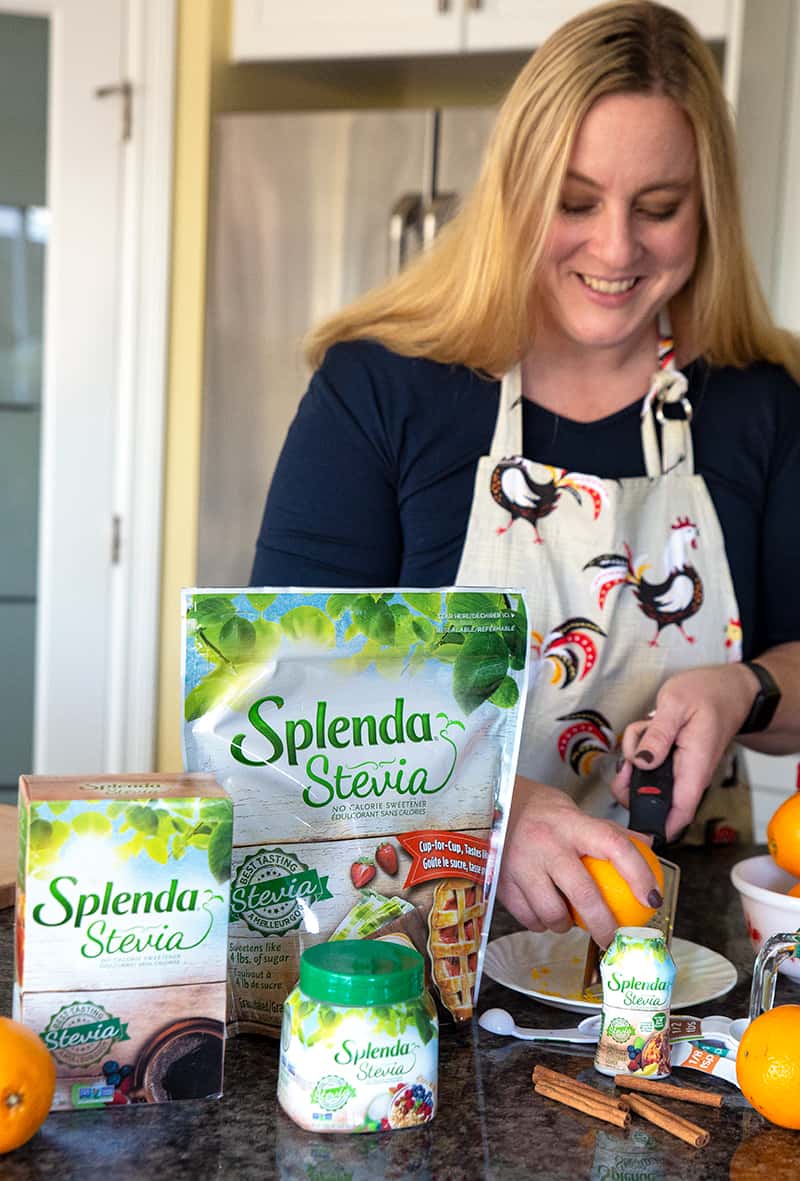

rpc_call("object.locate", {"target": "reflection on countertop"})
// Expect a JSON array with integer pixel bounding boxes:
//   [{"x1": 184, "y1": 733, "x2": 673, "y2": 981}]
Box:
[{"x1": 2, "y1": 844, "x2": 798, "y2": 1180}]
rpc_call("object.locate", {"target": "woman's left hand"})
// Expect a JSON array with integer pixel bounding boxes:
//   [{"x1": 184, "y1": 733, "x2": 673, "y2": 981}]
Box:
[{"x1": 612, "y1": 662, "x2": 756, "y2": 840}]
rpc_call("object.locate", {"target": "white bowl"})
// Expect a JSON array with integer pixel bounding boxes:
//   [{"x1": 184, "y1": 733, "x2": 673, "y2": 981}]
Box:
[{"x1": 730, "y1": 854, "x2": 800, "y2": 982}]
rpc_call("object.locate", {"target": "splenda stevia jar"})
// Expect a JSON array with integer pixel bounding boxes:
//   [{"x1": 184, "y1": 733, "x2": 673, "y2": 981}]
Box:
[{"x1": 278, "y1": 940, "x2": 438, "y2": 1133}]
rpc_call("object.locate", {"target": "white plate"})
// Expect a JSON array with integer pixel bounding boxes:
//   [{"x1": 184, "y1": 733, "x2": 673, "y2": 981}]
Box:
[{"x1": 483, "y1": 928, "x2": 737, "y2": 1014}]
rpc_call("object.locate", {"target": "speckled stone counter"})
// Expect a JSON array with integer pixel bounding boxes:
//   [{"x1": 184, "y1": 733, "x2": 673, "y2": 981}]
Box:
[{"x1": 2, "y1": 844, "x2": 798, "y2": 1180}]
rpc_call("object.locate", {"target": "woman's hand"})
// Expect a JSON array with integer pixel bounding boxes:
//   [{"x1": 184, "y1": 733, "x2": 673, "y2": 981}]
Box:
[
  {"x1": 497, "y1": 777, "x2": 663, "y2": 949},
  {"x1": 612, "y1": 662, "x2": 756, "y2": 840}
]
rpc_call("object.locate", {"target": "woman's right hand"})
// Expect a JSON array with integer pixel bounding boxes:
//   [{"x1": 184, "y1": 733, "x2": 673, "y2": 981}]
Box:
[{"x1": 496, "y1": 776, "x2": 663, "y2": 949}]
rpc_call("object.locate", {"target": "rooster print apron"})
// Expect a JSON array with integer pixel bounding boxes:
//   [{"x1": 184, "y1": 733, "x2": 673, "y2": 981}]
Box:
[{"x1": 456, "y1": 327, "x2": 752, "y2": 846}]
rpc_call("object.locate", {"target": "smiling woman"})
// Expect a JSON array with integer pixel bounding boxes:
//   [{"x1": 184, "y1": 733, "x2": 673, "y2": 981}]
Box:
[
  {"x1": 527, "y1": 92, "x2": 702, "y2": 420},
  {"x1": 250, "y1": 1, "x2": 800, "y2": 954}
]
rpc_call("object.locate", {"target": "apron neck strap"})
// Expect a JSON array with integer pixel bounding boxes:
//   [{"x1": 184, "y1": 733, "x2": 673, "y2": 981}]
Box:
[
  {"x1": 641, "y1": 309, "x2": 694, "y2": 477},
  {"x1": 489, "y1": 363, "x2": 523, "y2": 457}
]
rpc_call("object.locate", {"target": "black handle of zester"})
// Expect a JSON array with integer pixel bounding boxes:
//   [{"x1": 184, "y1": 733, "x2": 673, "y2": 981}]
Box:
[{"x1": 628, "y1": 747, "x2": 675, "y2": 848}]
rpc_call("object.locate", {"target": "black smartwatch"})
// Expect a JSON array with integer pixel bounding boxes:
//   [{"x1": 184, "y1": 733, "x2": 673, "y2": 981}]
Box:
[{"x1": 737, "y1": 661, "x2": 781, "y2": 734}]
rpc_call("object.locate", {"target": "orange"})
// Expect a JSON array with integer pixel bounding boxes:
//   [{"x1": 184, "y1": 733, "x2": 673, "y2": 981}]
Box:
[
  {"x1": 788, "y1": 883, "x2": 800, "y2": 899},
  {"x1": 0, "y1": 1017, "x2": 55, "y2": 1154},
  {"x1": 569, "y1": 836, "x2": 665, "y2": 930},
  {"x1": 730, "y1": 1129, "x2": 800, "y2": 1180},
  {"x1": 767, "y1": 794, "x2": 800, "y2": 878},
  {"x1": 735, "y1": 1005, "x2": 800, "y2": 1129}
]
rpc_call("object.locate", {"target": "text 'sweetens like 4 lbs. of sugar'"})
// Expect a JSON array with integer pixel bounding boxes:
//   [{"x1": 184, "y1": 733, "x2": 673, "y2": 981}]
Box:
[{"x1": 181, "y1": 588, "x2": 530, "y2": 1035}]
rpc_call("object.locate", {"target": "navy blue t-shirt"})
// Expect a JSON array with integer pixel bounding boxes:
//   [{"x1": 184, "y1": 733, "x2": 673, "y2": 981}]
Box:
[{"x1": 251, "y1": 339, "x2": 800, "y2": 660}]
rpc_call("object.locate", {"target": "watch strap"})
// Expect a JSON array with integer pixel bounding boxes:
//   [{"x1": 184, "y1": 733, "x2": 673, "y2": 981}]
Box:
[{"x1": 738, "y1": 660, "x2": 781, "y2": 735}]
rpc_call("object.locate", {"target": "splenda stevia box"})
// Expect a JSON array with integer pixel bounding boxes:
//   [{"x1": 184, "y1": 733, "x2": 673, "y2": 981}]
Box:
[{"x1": 13, "y1": 773, "x2": 232, "y2": 1111}]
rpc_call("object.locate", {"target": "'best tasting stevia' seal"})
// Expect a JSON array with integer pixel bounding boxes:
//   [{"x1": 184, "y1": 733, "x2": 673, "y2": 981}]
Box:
[{"x1": 278, "y1": 940, "x2": 438, "y2": 1133}]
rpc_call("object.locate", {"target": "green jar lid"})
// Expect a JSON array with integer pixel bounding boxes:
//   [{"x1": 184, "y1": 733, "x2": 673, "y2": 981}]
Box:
[{"x1": 300, "y1": 940, "x2": 424, "y2": 1007}]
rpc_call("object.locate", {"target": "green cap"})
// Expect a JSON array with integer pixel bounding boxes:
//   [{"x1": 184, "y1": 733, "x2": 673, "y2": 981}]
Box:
[{"x1": 299, "y1": 940, "x2": 424, "y2": 1007}]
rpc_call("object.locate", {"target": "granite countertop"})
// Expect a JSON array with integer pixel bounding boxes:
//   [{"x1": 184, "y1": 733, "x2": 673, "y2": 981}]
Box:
[{"x1": 2, "y1": 844, "x2": 798, "y2": 1180}]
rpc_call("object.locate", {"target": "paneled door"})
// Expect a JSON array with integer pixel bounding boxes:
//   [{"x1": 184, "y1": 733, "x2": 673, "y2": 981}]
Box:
[{"x1": 1, "y1": 0, "x2": 173, "y2": 795}]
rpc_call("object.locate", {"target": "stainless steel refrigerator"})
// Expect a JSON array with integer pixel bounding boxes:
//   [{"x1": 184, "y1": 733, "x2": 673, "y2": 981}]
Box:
[{"x1": 198, "y1": 106, "x2": 496, "y2": 586}]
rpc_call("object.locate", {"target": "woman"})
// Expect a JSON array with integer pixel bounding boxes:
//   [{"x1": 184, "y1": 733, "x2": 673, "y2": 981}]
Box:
[{"x1": 251, "y1": 1, "x2": 800, "y2": 948}]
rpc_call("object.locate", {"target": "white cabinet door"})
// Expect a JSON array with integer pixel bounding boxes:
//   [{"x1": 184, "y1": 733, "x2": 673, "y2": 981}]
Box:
[
  {"x1": 232, "y1": 0, "x2": 462, "y2": 61},
  {"x1": 464, "y1": 1, "x2": 730, "y2": 53}
]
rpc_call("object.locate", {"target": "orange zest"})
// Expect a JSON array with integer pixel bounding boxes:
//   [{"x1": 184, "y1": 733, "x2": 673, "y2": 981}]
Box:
[
  {"x1": 569, "y1": 836, "x2": 664, "y2": 930},
  {"x1": 0, "y1": 1017, "x2": 56, "y2": 1154},
  {"x1": 735, "y1": 1005, "x2": 800, "y2": 1130}
]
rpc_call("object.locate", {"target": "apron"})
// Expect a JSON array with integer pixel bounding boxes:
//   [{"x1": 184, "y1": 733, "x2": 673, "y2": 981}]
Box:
[{"x1": 455, "y1": 321, "x2": 753, "y2": 846}]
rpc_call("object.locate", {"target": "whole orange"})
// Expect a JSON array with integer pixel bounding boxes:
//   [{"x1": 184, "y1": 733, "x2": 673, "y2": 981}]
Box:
[
  {"x1": 736, "y1": 1005, "x2": 800, "y2": 1129},
  {"x1": 767, "y1": 794, "x2": 800, "y2": 878},
  {"x1": 569, "y1": 836, "x2": 665, "y2": 930},
  {"x1": 788, "y1": 883, "x2": 800, "y2": 899},
  {"x1": 0, "y1": 1017, "x2": 55, "y2": 1154}
]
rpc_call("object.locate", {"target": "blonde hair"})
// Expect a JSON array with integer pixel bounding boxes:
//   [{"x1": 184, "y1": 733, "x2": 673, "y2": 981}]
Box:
[{"x1": 305, "y1": 1, "x2": 800, "y2": 381}]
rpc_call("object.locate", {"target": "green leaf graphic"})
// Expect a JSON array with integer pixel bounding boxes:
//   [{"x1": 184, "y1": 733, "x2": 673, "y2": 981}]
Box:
[
  {"x1": 124, "y1": 805, "x2": 159, "y2": 835},
  {"x1": 452, "y1": 632, "x2": 509, "y2": 715},
  {"x1": 29, "y1": 818, "x2": 53, "y2": 850},
  {"x1": 281, "y1": 605, "x2": 336, "y2": 647},
  {"x1": 505, "y1": 597, "x2": 528, "y2": 671},
  {"x1": 189, "y1": 595, "x2": 237, "y2": 627},
  {"x1": 72, "y1": 812, "x2": 112, "y2": 838},
  {"x1": 366, "y1": 600, "x2": 395, "y2": 645},
  {"x1": 207, "y1": 820, "x2": 233, "y2": 883},
  {"x1": 219, "y1": 615, "x2": 257, "y2": 661},
  {"x1": 489, "y1": 675, "x2": 519, "y2": 708},
  {"x1": 246, "y1": 593, "x2": 276, "y2": 614},
  {"x1": 410, "y1": 616, "x2": 435, "y2": 643},
  {"x1": 403, "y1": 593, "x2": 441, "y2": 621},
  {"x1": 184, "y1": 667, "x2": 236, "y2": 721},
  {"x1": 445, "y1": 590, "x2": 506, "y2": 626},
  {"x1": 326, "y1": 593, "x2": 360, "y2": 620}
]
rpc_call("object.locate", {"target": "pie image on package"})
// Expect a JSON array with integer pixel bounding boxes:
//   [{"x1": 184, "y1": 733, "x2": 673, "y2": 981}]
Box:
[{"x1": 428, "y1": 878, "x2": 486, "y2": 1021}]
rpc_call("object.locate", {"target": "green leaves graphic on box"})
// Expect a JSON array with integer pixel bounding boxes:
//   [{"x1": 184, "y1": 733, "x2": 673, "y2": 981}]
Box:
[
  {"x1": 185, "y1": 591, "x2": 526, "y2": 721},
  {"x1": 25, "y1": 799, "x2": 232, "y2": 882}
]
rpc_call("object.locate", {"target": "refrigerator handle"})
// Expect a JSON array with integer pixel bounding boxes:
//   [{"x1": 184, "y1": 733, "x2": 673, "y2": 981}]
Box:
[
  {"x1": 421, "y1": 193, "x2": 460, "y2": 251},
  {"x1": 389, "y1": 193, "x2": 422, "y2": 277}
]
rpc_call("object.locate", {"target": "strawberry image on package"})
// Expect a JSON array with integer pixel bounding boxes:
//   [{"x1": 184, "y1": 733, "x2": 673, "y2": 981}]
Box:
[{"x1": 181, "y1": 589, "x2": 529, "y2": 1035}]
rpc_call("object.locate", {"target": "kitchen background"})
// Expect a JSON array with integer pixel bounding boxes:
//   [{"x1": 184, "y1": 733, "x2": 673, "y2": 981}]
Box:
[{"x1": 2, "y1": 0, "x2": 799, "y2": 842}]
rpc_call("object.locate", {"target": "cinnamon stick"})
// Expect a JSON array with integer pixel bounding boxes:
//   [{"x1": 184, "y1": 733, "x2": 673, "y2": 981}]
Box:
[
  {"x1": 532, "y1": 1065, "x2": 630, "y2": 1111},
  {"x1": 534, "y1": 1079, "x2": 631, "y2": 1128},
  {"x1": 625, "y1": 1093, "x2": 710, "y2": 1147},
  {"x1": 614, "y1": 1074, "x2": 723, "y2": 1108}
]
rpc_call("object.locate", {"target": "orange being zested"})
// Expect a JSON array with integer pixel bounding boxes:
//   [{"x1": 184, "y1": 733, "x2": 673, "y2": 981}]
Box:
[
  {"x1": 569, "y1": 836, "x2": 664, "y2": 930},
  {"x1": 767, "y1": 794, "x2": 800, "y2": 878},
  {"x1": 736, "y1": 1005, "x2": 800, "y2": 1130},
  {"x1": 0, "y1": 1017, "x2": 55, "y2": 1155}
]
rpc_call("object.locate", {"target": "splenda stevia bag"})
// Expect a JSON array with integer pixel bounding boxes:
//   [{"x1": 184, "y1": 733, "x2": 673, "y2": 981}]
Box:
[{"x1": 181, "y1": 588, "x2": 529, "y2": 1034}]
